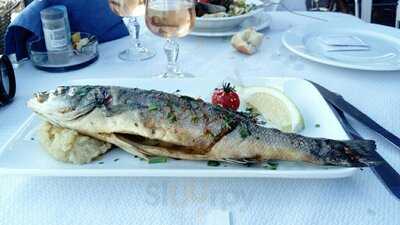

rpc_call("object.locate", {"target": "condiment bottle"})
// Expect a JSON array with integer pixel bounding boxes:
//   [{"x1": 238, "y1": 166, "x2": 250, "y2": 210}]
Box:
[{"x1": 40, "y1": 5, "x2": 72, "y2": 64}]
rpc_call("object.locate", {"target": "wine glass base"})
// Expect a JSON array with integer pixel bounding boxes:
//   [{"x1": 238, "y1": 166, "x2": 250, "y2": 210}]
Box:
[
  {"x1": 119, "y1": 47, "x2": 155, "y2": 61},
  {"x1": 158, "y1": 71, "x2": 194, "y2": 78}
]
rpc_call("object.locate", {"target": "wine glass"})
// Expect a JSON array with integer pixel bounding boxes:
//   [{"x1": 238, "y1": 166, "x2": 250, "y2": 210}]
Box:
[
  {"x1": 309, "y1": 0, "x2": 328, "y2": 12},
  {"x1": 109, "y1": 0, "x2": 155, "y2": 61},
  {"x1": 145, "y1": 0, "x2": 196, "y2": 78}
]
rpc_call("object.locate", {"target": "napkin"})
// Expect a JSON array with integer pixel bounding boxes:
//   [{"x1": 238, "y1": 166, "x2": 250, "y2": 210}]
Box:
[
  {"x1": 318, "y1": 35, "x2": 367, "y2": 47},
  {"x1": 317, "y1": 35, "x2": 370, "y2": 52},
  {"x1": 5, "y1": 0, "x2": 129, "y2": 61}
]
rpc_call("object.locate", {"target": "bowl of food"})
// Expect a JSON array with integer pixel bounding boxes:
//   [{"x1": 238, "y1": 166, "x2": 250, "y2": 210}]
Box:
[{"x1": 194, "y1": 0, "x2": 262, "y2": 31}]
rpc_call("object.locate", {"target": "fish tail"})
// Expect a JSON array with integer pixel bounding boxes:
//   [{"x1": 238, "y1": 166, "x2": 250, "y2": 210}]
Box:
[{"x1": 314, "y1": 139, "x2": 380, "y2": 167}]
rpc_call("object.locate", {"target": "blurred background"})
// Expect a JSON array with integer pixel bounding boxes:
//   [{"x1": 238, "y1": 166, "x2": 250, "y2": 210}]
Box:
[
  {"x1": 0, "y1": 0, "x2": 399, "y2": 54},
  {"x1": 19, "y1": 0, "x2": 400, "y2": 27},
  {"x1": 302, "y1": 0, "x2": 399, "y2": 27}
]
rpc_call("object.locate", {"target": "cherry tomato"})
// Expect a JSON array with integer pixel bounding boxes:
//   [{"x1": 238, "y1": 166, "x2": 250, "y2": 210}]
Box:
[{"x1": 211, "y1": 83, "x2": 240, "y2": 111}]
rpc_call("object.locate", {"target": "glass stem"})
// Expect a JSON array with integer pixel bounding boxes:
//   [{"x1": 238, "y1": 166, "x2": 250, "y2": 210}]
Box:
[
  {"x1": 164, "y1": 39, "x2": 180, "y2": 75},
  {"x1": 123, "y1": 16, "x2": 142, "y2": 49},
  {"x1": 314, "y1": 0, "x2": 319, "y2": 10}
]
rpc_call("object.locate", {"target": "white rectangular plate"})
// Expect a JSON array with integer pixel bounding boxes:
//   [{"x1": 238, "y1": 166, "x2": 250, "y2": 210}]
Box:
[{"x1": 0, "y1": 77, "x2": 358, "y2": 178}]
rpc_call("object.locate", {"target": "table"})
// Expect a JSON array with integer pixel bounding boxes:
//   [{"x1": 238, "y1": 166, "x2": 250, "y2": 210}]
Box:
[{"x1": 1, "y1": 12, "x2": 399, "y2": 225}]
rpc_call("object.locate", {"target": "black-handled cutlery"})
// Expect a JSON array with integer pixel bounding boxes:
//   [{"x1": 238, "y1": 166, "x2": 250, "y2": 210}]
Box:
[
  {"x1": 308, "y1": 80, "x2": 400, "y2": 152},
  {"x1": 329, "y1": 103, "x2": 400, "y2": 200},
  {"x1": 309, "y1": 80, "x2": 400, "y2": 200}
]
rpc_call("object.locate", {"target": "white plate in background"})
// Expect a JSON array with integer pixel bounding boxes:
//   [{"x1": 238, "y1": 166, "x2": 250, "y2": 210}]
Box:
[
  {"x1": 0, "y1": 77, "x2": 357, "y2": 178},
  {"x1": 282, "y1": 23, "x2": 400, "y2": 71}
]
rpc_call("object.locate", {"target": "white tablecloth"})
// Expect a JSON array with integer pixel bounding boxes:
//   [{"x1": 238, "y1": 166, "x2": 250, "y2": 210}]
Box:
[{"x1": 1, "y1": 12, "x2": 399, "y2": 225}]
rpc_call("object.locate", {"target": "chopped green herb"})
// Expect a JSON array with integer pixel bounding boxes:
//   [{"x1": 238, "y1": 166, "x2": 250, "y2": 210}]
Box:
[
  {"x1": 239, "y1": 125, "x2": 250, "y2": 139},
  {"x1": 205, "y1": 130, "x2": 216, "y2": 138},
  {"x1": 245, "y1": 107, "x2": 260, "y2": 118},
  {"x1": 98, "y1": 161, "x2": 104, "y2": 165},
  {"x1": 243, "y1": 107, "x2": 264, "y2": 125},
  {"x1": 223, "y1": 116, "x2": 233, "y2": 129},
  {"x1": 167, "y1": 112, "x2": 177, "y2": 123},
  {"x1": 223, "y1": 121, "x2": 231, "y2": 129},
  {"x1": 148, "y1": 156, "x2": 168, "y2": 164},
  {"x1": 113, "y1": 158, "x2": 119, "y2": 162},
  {"x1": 207, "y1": 161, "x2": 221, "y2": 167},
  {"x1": 148, "y1": 103, "x2": 158, "y2": 112},
  {"x1": 263, "y1": 162, "x2": 279, "y2": 170},
  {"x1": 245, "y1": 107, "x2": 253, "y2": 112},
  {"x1": 175, "y1": 89, "x2": 181, "y2": 93},
  {"x1": 30, "y1": 137, "x2": 35, "y2": 141},
  {"x1": 315, "y1": 124, "x2": 321, "y2": 128},
  {"x1": 191, "y1": 116, "x2": 199, "y2": 124},
  {"x1": 74, "y1": 87, "x2": 90, "y2": 97}
]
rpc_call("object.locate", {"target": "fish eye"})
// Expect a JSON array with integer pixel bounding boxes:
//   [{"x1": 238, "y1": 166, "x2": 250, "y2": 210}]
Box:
[
  {"x1": 68, "y1": 87, "x2": 76, "y2": 96},
  {"x1": 34, "y1": 92, "x2": 49, "y2": 103}
]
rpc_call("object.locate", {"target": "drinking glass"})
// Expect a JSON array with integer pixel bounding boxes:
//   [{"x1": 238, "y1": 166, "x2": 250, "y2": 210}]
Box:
[
  {"x1": 309, "y1": 0, "x2": 328, "y2": 11},
  {"x1": 145, "y1": 0, "x2": 196, "y2": 78},
  {"x1": 109, "y1": 0, "x2": 155, "y2": 61}
]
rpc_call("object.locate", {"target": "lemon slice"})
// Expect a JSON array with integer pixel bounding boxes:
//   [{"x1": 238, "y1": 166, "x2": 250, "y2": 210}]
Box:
[{"x1": 242, "y1": 86, "x2": 305, "y2": 133}]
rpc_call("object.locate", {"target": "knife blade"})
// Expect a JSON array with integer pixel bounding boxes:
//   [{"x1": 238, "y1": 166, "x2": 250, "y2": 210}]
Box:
[
  {"x1": 307, "y1": 80, "x2": 400, "y2": 152},
  {"x1": 328, "y1": 103, "x2": 400, "y2": 200}
]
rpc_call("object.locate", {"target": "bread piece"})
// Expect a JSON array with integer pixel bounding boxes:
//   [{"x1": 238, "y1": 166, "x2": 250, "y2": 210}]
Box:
[
  {"x1": 231, "y1": 28, "x2": 264, "y2": 55},
  {"x1": 38, "y1": 122, "x2": 112, "y2": 164}
]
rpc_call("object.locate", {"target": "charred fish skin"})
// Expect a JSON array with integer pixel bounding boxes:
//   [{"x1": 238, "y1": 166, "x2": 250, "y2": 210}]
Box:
[
  {"x1": 28, "y1": 85, "x2": 380, "y2": 167},
  {"x1": 208, "y1": 123, "x2": 379, "y2": 167}
]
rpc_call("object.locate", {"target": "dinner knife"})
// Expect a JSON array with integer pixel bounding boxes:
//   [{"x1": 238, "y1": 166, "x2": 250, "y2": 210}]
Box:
[
  {"x1": 307, "y1": 80, "x2": 400, "y2": 152},
  {"x1": 328, "y1": 103, "x2": 400, "y2": 200}
]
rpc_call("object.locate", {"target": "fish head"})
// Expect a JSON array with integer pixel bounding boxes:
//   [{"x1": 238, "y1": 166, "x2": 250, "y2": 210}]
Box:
[{"x1": 27, "y1": 86, "x2": 107, "y2": 123}]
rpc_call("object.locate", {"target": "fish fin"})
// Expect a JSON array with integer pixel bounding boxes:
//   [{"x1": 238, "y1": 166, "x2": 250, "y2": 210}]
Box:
[
  {"x1": 221, "y1": 158, "x2": 258, "y2": 165},
  {"x1": 319, "y1": 139, "x2": 380, "y2": 167},
  {"x1": 112, "y1": 134, "x2": 210, "y2": 161},
  {"x1": 101, "y1": 133, "x2": 150, "y2": 160}
]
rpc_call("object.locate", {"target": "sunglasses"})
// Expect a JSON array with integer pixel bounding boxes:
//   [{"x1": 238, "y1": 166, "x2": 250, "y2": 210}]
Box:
[{"x1": 0, "y1": 55, "x2": 16, "y2": 106}]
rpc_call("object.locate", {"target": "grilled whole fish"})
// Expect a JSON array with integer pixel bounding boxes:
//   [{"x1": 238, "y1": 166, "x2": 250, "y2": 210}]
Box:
[{"x1": 27, "y1": 86, "x2": 380, "y2": 167}]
